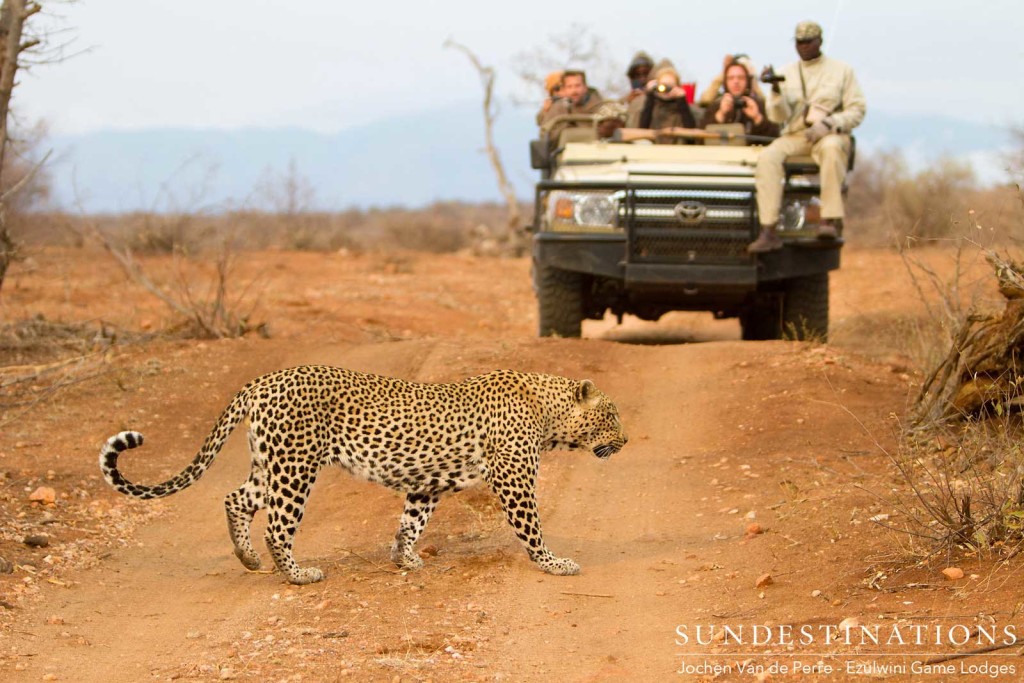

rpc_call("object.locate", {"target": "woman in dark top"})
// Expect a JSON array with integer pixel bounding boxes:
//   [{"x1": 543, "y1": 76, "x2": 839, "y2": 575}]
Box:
[
  {"x1": 638, "y1": 64, "x2": 696, "y2": 131},
  {"x1": 699, "y1": 60, "x2": 779, "y2": 138}
]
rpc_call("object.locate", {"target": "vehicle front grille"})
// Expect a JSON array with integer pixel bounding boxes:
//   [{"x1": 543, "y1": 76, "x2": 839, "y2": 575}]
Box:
[{"x1": 624, "y1": 188, "x2": 756, "y2": 265}]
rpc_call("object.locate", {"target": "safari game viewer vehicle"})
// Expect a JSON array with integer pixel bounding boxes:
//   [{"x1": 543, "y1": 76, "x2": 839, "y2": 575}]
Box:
[{"x1": 528, "y1": 120, "x2": 849, "y2": 341}]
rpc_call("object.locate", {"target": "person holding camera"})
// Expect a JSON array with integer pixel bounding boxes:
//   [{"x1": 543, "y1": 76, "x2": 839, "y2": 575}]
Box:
[
  {"x1": 699, "y1": 59, "x2": 779, "y2": 138},
  {"x1": 748, "y1": 20, "x2": 866, "y2": 253},
  {"x1": 540, "y1": 69, "x2": 605, "y2": 147},
  {"x1": 638, "y1": 61, "x2": 696, "y2": 133},
  {"x1": 697, "y1": 53, "x2": 765, "y2": 107}
]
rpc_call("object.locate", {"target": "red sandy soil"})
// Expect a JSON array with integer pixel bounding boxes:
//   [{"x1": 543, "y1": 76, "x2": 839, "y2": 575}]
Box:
[{"x1": 0, "y1": 244, "x2": 1019, "y2": 682}]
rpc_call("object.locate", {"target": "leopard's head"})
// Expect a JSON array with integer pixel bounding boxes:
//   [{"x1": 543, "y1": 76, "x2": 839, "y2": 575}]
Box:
[{"x1": 553, "y1": 379, "x2": 628, "y2": 459}]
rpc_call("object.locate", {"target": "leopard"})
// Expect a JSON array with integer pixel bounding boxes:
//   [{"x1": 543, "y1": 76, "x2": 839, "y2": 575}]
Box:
[{"x1": 99, "y1": 365, "x2": 627, "y2": 584}]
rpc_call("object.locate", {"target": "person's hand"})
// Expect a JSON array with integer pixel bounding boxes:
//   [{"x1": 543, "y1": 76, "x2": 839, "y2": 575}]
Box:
[
  {"x1": 805, "y1": 117, "x2": 834, "y2": 143},
  {"x1": 722, "y1": 53, "x2": 734, "y2": 70},
  {"x1": 542, "y1": 97, "x2": 554, "y2": 113},
  {"x1": 625, "y1": 88, "x2": 643, "y2": 103},
  {"x1": 718, "y1": 95, "x2": 735, "y2": 115},
  {"x1": 649, "y1": 83, "x2": 684, "y2": 100},
  {"x1": 644, "y1": 79, "x2": 658, "y2": 92},
  {"x1": 742, "y1": 96, "x2": 761, "y2": 121},
  {"x1": 761, "y1": 66, "x2": 782, "y2": 94}
]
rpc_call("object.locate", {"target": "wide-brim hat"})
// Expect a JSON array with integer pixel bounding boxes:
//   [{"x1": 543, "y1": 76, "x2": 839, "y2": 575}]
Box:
[{"x1": 594, "y1": 102, "x2": 627, "y2": 123}]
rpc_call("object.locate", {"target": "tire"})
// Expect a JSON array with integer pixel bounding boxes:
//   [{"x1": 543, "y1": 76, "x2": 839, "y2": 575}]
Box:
[
  {"x1": 782, "y1": 273, "x2": 829, "y2": 341},
  {"x1": 740, "y1": 302, "x2": 782, "y2": 341},
  {"x1": 535, "y1": 265, "x2": 583, "y2": 337}
]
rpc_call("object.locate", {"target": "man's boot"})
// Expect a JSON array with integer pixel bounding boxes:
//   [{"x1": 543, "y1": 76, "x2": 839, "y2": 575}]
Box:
[
  {"x1": 747, "y1": 225, "x2": 783, "y2": 253},
  {"x1": 817, "y1": 218, "x2": 842, "y2": 240}
]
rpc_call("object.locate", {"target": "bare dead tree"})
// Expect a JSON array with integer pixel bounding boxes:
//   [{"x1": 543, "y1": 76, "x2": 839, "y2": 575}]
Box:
[
  {"x1": 511, "y1": 24, "x2": 622, "y2": 103},
  {"x1": 444, "y1": 38, "x2": 524, "y2": 254},
  {"x1": 79, "y1": 219, "x2": 264, "y2": 339},
  {"x1": 255, "y1": 157, "x2": 316, "y2": 217},
  {"x1": 0, "y1": 0, "x2": 41, "y2": 292}
]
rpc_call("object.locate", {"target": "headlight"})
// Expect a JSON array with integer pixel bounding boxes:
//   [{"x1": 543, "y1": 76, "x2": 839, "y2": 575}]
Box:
[
  {"x1": 779, "y1": 198, "x2": 822, "y2": 232},
  {"x1": 780, "y1": 200, "x2": 806, "y2": 232},
  {"x1": 545, "y1": 191, "x2": 620, "y2": 231},
  {"x1": 574, "y1": 194, "x2": 617, "y2": 227}
]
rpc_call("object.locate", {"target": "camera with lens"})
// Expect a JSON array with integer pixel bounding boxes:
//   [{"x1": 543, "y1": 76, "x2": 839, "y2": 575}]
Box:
[
  {"x1": 655, "y1": 83, "x2": 671, "y2": 94},
  {"x1": 760, "y1": 65, "x2": 786, "y2": 85},
  {"x1": 732, "y1": 94, "x2": 747, "y2": 108}
]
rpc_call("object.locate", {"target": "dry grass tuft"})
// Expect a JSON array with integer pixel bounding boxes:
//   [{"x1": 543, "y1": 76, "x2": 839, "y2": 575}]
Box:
[{"x1": 886, "y1": 420, "x2": 1024, "y2": 559}]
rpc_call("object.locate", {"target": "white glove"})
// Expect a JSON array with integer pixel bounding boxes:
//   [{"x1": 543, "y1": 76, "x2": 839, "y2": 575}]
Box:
[{"x1": 805, "y1": 117, "x2": 834, "y2": 143}]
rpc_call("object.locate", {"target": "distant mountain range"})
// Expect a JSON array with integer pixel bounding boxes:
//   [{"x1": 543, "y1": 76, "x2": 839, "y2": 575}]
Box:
[{"x1": 48, "y1": 103, "x2": 1016, "y2": 213}]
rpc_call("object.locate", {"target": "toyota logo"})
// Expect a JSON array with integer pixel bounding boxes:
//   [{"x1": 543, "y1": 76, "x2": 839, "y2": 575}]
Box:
[{"x1": 674, "y1": 200, "x2": 707, "y2": 224}]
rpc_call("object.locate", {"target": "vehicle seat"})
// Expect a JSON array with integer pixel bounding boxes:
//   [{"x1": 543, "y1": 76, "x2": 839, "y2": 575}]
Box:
[
  {"x1": 784, "y1": 136, "x2": 857, "y2": 174},
  {"x1": 557, "y1": 127, "x2": 598, "y2": 147}
]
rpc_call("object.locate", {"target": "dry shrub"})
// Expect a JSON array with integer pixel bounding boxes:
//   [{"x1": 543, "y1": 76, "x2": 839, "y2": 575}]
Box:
[
  {"x1": 105, "y1": 240, "x2": 265, "y2": 340},
  {"x1": 885, "y1": 251, "x2": 1024, "y2": 559},
  {"x1": 888, "y1": 420, "x2": 1024, "y2": 557},
  {"x1": 17, "y1": 201, "x2": 530, "y2": 256},
  {"x1": 847, "y1": 149, "x2": 1024, "y2": 246},
  {"x1": 0, "y1": 316, "x2": 137, "y2": 428},
  {"x1": 120, "y1": 212, "x2": 216, "y2": 254},
  {"x1": 0, "y1": 314, "x2": 127, "y2": 365},
  {"x1": 912, "y1": 251, "x2": 1024, "y2": 424}
]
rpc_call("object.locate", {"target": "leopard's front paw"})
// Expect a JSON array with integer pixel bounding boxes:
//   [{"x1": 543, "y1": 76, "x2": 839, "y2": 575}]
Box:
[
  {"x1": 234, "y1": 547, "x2": 262, "y2": 571},
  {"x1": 539, "y1": 556, "x2": 580, "y2": 576},
  {"x1": 390, "y1": 543, "x2": 425, "y2": 570},
  {"x1": 288, "y1": 566, "x2": 325, "y2": 585}
]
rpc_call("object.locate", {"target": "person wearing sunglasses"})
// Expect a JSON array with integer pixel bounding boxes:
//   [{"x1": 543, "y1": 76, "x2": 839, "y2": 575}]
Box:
[{"x1": 748, "y1": 20, "x2": 866, "y2": 253}]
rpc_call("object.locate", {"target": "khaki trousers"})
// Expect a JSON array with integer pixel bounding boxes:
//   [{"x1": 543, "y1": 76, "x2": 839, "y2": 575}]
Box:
[{"x1": 754, "y1": 132, "x2": 851, "y2": 226}]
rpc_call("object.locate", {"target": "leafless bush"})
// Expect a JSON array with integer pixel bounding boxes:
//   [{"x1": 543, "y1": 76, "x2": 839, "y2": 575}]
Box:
[
  {"x1": 20, "y1": 201, "x2": 530, "y2": 256},
  {"x1": 0, "y1": 314, "x2": 127, "y2": 364},
  {"x1": 911, "y1": 251, "x2": 1024, "y2": 424},
  {"x1": 0, "y1": 315, "x2": 136, "y2": 428},
  {"x1": 511, "y1": 23, "x2": 622, "y2": 102},
  {"x1": 887, "y1": 421, "x2": 1024, "y2": 558},
  {"x1": 847, "y1": 149, "x2": 987, "y2": 245},
  {"x1": 882, "y1": 250, "x2": 1024, "y2": 559},
  {"x1": 122, "y1": 211, "x2": 215, "y2": 254},
  {"x1": 79, "y1": 220, "x2": 265, "y2": 339}
]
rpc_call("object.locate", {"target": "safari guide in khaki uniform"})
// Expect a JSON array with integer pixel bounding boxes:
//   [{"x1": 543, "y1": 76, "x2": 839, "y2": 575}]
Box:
[{"x1": 748, "y1": 20, "x2": 866, "y2": 253}]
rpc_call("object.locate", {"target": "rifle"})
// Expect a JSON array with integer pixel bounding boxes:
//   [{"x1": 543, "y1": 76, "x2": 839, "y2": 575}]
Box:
[{"x1": 612, "y1": 127, "x2": 775, "y2": 145}]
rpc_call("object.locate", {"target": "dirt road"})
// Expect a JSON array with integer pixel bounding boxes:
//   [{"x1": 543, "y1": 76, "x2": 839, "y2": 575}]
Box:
[{"x1": 1, "y1": 247, "x2": 1019, "y2": 682}]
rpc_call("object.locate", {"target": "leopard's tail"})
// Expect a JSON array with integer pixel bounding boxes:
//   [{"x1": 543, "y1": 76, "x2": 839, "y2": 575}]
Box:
[{"x1": 99, "y1": 388, "x2": 251, "y2": 500}]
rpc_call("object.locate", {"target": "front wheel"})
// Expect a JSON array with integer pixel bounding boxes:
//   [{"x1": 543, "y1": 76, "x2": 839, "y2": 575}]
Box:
[
  {"x1": 740, "y1": 302, "x2": 781, "y2": 341},
  {"x1": 782, "y1": 273, "x2": 829, "y2": 341},
  {"x1": 535, "y1": 265, "x2": 583, "y2": 337}
]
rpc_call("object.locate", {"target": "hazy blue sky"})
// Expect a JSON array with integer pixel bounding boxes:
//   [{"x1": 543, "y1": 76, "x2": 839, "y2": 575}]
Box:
[{"x1": 17, "y1": 0, "x2": 1024, "y2": 135}]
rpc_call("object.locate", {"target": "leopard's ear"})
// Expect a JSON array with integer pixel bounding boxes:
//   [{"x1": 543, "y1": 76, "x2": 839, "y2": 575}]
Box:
[{"x1": 575, "y1": 379, "x2": 598, "y2": 406}]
